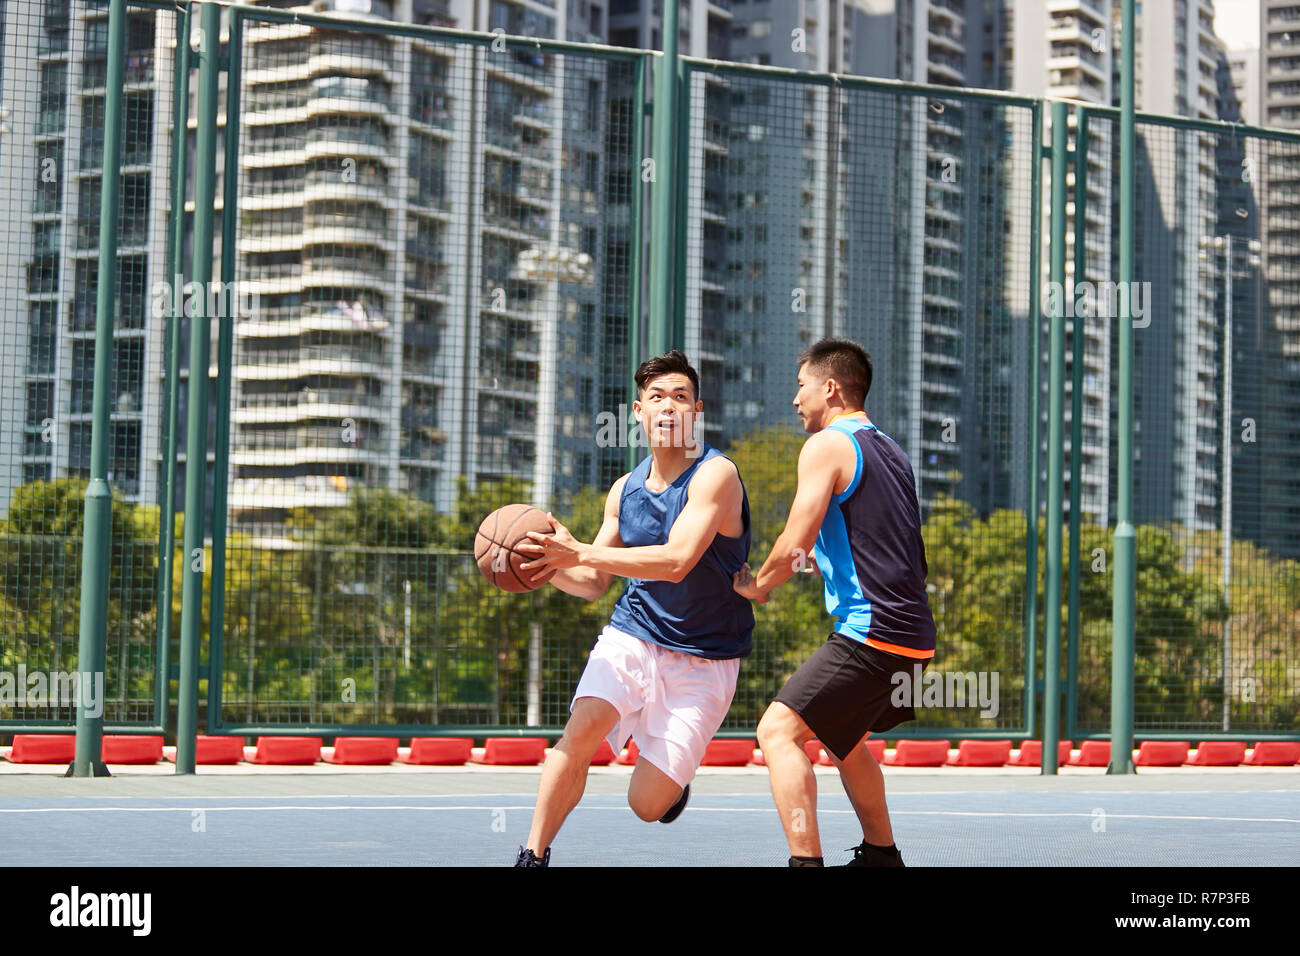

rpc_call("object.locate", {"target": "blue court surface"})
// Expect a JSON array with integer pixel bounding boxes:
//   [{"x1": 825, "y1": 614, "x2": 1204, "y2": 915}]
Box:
[{"x1": 2, "y1": 765, "x2": 1297, "y2": 866}]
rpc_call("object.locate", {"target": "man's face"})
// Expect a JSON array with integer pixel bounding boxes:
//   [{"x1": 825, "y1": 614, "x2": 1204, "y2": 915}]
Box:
[
  {"x1": 793, "y1": 362, "x2": 829, "y2": 433},
  {"x1": 634, "y1": 372, "x2": 702, "y2": 450}
]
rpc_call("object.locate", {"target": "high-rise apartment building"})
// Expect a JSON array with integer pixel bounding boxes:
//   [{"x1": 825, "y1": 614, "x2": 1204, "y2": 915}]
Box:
[
  {"x1": 1, "y1": 0, "x2": 168, "y2": 517},
  {"x1": 230, "y1": 0, "x2": 622, "y2": 532},
  {"x1": 5, "y1": 0, "x2": 1290, "y2": 561},
  {"x1": 0, "y1": 0, "x2": 634, "y2": 532},
  {"x1": 983, "y1": 0, "x2": 1113, "y2": 526},
  {"x1": 1260, "y1": 0, "x2": 1300, "y2": 556},
  {"x1": 1228, "y1": 44, "x2": 1261, "y2": 125},
  {"x1": 672, "y1": 0, "x2": 984, "y2": 512}
]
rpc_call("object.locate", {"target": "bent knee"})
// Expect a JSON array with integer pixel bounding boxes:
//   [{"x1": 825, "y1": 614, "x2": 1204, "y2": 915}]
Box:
[
  {"x1": 757, "y1": 703, "x2": 808, "y2": 748},
  {"x1": 627, "y1": 790, "x2": 674, "y2": 822},
  {"x1": 628, "y1": 796, "x2": 663, "y2": 822},
  {"x1": 559, "y1": 698, "x2": 617, "y2": 750}
]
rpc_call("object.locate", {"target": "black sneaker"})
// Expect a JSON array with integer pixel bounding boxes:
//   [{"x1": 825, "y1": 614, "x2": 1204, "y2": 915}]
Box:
[
  {"x1": 514, "y1": 845, "x2": 550, "y2": 867},
  {"x1": 842, "y1": 841, "x2": 905, "y2": 867},
  {"x1": 658, "y1": 784, "x2": 690, "y2": 824}
]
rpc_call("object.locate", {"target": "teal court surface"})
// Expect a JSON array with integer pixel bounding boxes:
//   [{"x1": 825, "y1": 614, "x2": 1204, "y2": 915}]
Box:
[{"x1": 1, "y1": 762, "x2": 1297, "y2": 867}]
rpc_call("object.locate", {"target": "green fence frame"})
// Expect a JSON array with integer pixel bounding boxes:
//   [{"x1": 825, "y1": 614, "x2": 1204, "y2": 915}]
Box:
[
  {"x1": 200, "y1": 3, "x2": 652, "y2": 739},
  {"x1": 7, "y1": 1, "x2": 1298, "y2": 753},
  {"x1": 1066, "y1": 102, "x2": 1300, "y2": 742}
]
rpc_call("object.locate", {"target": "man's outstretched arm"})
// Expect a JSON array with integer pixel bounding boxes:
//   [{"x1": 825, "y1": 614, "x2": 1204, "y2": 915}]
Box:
[
  {"x1": 537, "y1": 476, "x2": 626, "y2": 601},
  {"x1": 735, "y1": 430, "x2": 842, "y2": 603},
  {"x1": 522, "y1": 457, "x2": 742, "y2": 584}
]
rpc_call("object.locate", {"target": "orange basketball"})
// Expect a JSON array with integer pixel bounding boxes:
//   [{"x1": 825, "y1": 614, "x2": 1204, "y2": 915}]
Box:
[{"x1": 474, "y1": 503, "x2": 556, "y2": 593}]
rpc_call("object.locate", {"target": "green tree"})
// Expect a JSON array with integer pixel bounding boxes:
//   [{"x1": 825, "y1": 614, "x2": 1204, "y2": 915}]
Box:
[
  {"x1": 725, "y1": 424, "x2": 835, "y2": 727},
  {"x1": 0, "y1": 478, "x2": 159, "y2": 715}
]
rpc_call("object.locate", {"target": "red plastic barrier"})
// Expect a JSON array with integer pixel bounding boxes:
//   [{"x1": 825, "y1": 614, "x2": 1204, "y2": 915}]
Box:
[
  {"x1": 947, "y1": 739, "x2": 1012, "y2": 767},
  {"x1": 1010, "y1": 740, "x2": 1073, "y2": 767},
  {"x1": 616, "y1": 740, "x2": 639, "y2": 765},
  {"x1": 402, "y1": 737, "x2": 472, "y2": 765},
  {"x1": 700, "y1": 738, "x2": 756, "y2": 766},
  {"x1": 101, "y1": 735, "x2": 163, "y2": 765},
  {"x1": 1188, "y1": 741, "x2": 1247, "y2": 766},
  {"x1": 473, "y1": 737, "x2": 547, "y2": 766},
  {"x1": 884, "y1": 739, "x2": 950, "y2": 767},
  {"x1": 1135, "y1": 740, "x2": 1190, "y2": 767},
  {"x1": 249, "y1": 736, "x2": 322, "y2": 765},
  {"x1": 325, "y1": 737, "x2": 398, "y2": 765},
  {"x1": 1244, "y1": 741, "x2": 1300, "y2": 766},
  {"x1": 1068, "y1": 740, "x2": 1111, "y2": 767},
  {"x1": 193, "y1": 736, "x2": 245, "y2": 765},
  {"x1": 589, "y1": 739, "x2": 615, "y2": 766},
  {"x1": 8, "y1": 734, "x2": 75, "y2": 764}
]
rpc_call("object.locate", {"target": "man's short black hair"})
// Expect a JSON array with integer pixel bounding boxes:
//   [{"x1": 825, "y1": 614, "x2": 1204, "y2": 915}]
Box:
[
  {"x1": 798, "y1": 338, "x2": 873, "y2": 408},
  {"x1": 635, "y1": 349, "x2": 700, "y2": 401}
]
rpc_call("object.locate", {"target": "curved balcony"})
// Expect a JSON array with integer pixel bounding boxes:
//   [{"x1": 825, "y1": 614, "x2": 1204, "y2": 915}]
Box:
[
  {"x1": 243, "y1": 62, "x2": 312, "y2": 87},
  {"x1": 484, "y1": 56, "x2": 555, "y2": 96},
  {"x1": 303, "y1": 174, "x2": 394, "y2": 207},
  {"x1": 481, "y1": 207, "x2": 549, "y2": 242},
  {"x1": 241, "y1": 187, "x2": 307, "y2": 211},
  {"x1": 231, "y1": 445, "x2": 382, "y2": 468},
  {"x1": 926, "y1": 60, "x2": 964, "y2": 85},
  {"x1": 302, "y1": 212, "x2": 395, "y2": 251},
  {"x1": 242, "y1": 148, "x2": 308, "y2": 170},
  {"x1": 304, "y1": 127, "x2": 393, "y2": 163},
  {"x1": 234, "y1": 389, "x2": 386, "y2": 426},
  {"x1": 306, "y1": 86, "x2": 394, "y2": 121},
  {"x1": 306, "y1": 50, "x2": 394, "y2": 83},
  {"x1": 300, "y1": 261, "x2": 391, "y2": 293},
  {"x1": 234, "y1": 363, "x2": 388, "y2": 384},
  {"x1": 484, "y1": 125, "x2": 552, "y2": 162},
  {"x1": 229, "y1": 476, "x2": 350, "y2": 511},
  {"x1": 238, "y1": 230, "x2": 305, "y2": 255},
  {"x1": 239, "y1": 273, "x2": 305, "y2": 297}
]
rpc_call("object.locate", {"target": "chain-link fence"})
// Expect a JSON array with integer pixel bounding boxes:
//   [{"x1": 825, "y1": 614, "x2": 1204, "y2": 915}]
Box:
[
  {"x1": 677, "y1": 61, "x2": 1041, "y2": 735},
  {"x1": 1, "y1": 0, "x2": 171, "y2": 731},
  {"x1": 1, "y1": 1, "x2": 1297, "y2": 743},
  {"x1": 1069, "y1": 109, "x2": 1300, "y2": 738}
]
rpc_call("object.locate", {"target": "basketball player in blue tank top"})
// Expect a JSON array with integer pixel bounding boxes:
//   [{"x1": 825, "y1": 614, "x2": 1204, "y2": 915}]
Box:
[
  {"x1": 509, "y1": 350, "x2": 754, "y2": 867},
  {"x1": 734, "y1": 338, "x2": 937, "y2": 867}
]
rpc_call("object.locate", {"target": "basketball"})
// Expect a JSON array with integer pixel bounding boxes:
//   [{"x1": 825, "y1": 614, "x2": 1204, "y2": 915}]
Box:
[{"x1": 474, "y1": 503, "x2": 557, "y2": 593}]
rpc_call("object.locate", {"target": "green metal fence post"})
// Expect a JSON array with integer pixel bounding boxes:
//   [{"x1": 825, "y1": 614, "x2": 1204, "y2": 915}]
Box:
[
  {"x1": 671, "y1": 58, "x2": 689, "y2": 352},
  {"x1": 1066, "y1": 106, "x2": 1087, "y2": 743},
  {"x1": 1023, "y1": 101, "x2": 1043, "y2": 743},
  {"x1": 156, "y1": 0, "x2": 193, "y2": 737},
  {"x1": 71, "y1": 0, "x2": 129, "y2": 778},
  {"x1": 1110, "y1": 0, "x2": 1137, "y2": 774},
  {"x1": 176, "y1": 0, "x2": 222, "y2": 774},
  {"x1": 626, "y1": 53, "x2": 647, "y2": 474},
  {"x1": 207, "y1": 9, "x2": 242, "y2": 730},
  {"x1": 1042, "y1": 100, "x2": 1067, "y2": 775},
  {"x1": 647, "y1": 0, "x2": 680, "y2": 356}
]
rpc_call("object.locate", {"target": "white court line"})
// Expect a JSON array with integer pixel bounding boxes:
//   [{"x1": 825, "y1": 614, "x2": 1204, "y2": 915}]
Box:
[
  {"x1": 6, "y1": 788, "x2": 1296, "y2": 801},
  {"x1": 1, "y1": 805, "x2": 1297, "y2": 824}
]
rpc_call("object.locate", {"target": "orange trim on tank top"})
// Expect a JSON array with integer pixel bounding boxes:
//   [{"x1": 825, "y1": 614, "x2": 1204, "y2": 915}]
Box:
[{"x1": 828, "y1": 412, "x2": 869, "y2": 427}]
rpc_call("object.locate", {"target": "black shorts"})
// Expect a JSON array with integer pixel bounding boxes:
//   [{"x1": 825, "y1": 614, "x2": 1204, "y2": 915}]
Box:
[{"x1": 773, "y1": 632, "x2": 930, "y2": 761}]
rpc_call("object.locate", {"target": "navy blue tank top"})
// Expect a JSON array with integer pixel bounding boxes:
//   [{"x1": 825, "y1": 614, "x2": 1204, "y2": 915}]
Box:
[
  {"x1": 812, "y1": 418, "x2": 936, "y2": 658},
  {"x1": 607, "y1": 444, "x2": 754, "y2": 659}
]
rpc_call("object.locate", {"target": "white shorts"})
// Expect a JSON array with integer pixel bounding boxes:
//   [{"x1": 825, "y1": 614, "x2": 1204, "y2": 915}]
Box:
[{"x1": 572, "y1": 625, "x2": 741, "y2": 788}]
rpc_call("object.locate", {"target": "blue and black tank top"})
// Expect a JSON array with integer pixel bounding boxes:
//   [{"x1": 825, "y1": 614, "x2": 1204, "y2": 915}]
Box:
[{"x1": 608, "y1": 444, "x2": 754, "y2": 659}]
